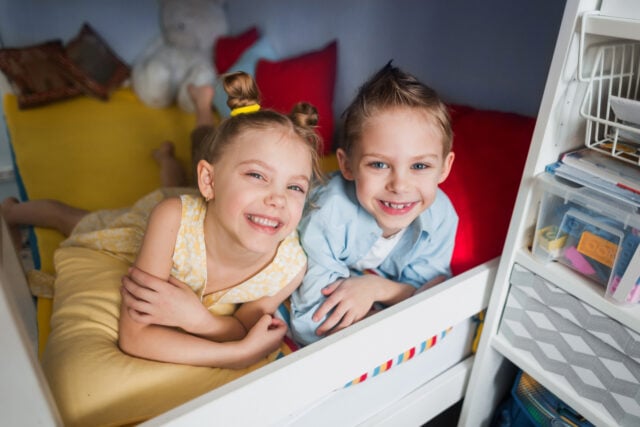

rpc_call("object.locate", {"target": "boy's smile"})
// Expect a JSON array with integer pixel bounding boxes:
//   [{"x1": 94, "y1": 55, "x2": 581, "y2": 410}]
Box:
[{"x1": 337, "y1": 107, "x2": 454, "y2": 237}]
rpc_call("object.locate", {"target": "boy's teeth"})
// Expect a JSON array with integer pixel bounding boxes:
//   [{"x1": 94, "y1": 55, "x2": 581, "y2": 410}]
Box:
[
  {"x1": 383, "y1": 201, "x2": 410, "y2": 209},
  {"x1": 248, "y1": 215, "x2": 279, "y2": 228}
]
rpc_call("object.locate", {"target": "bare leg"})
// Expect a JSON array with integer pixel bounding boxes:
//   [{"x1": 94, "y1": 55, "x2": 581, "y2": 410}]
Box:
[
  {"x1": 188, "y1": 83, "x2": 215, "y2": 128},
  {"x1": 153, "y1": 84, "x2": 215, "y2": 187},
  {"x1": 153, "y1": 141, "x2": 186, "y2": 187},
  {"x1": 1, "y1": 197, "x2": 88, "y2": 248}
]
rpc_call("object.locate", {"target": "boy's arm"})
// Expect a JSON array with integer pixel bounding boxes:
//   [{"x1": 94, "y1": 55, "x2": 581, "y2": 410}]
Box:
[{"x1": 290, "y1": 214, "x2": 351, "y2": 345}]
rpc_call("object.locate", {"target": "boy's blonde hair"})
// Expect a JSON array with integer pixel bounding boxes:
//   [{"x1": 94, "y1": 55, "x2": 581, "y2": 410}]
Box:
[
  {"x1": 341, "y1": 62, "x2": 453, "y2": 158},
  {"x1": 202, "y1": 71, "x2": 324, "y2": 184}
]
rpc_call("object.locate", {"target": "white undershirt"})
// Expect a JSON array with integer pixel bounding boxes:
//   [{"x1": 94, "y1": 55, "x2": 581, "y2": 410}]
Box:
[{"x1": 352, "y1": 228, "x2": 407, "y2": 271}]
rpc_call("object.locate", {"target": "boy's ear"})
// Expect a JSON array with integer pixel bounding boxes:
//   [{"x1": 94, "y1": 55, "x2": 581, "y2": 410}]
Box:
[
  {"x1": 197, "y1": 159, "x2": 215, "y2": 200},
  {"x1": 438, "y1": 152, "x2": 455, "y2": 184},
  {"x1": 336, "y1": 148, "x2": 355, "y2": 181}
]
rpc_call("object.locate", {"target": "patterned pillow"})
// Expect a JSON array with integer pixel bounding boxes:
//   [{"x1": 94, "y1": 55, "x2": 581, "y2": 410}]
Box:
[{"x1": 0, "y1": 40, "x2": 82, "y2": 109}]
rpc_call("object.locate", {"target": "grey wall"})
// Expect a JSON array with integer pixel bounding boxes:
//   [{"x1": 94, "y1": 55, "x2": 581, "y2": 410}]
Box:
[
  {"x1": 0, "y1": 0, "x2": 566, "y2": 199},
  {"x1": 225, "y1": 0, "x2": 566, "y2": 118}
]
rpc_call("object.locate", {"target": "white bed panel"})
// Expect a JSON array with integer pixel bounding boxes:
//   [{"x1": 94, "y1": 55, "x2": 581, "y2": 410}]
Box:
[
  {"x1": 0, "y1": 217, "x2": 61, "y2": 425},
  {"x1": 282, "y1": 318, "x2": 474, "y2": 426},
  {"x1": 142, "y1": 259, "x2": 496, "y2": 426}
]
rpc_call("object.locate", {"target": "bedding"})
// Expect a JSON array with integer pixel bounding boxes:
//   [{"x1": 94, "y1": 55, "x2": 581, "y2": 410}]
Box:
[{"x1": 3, "y1": 88, "x2": 534, "y2": 426}]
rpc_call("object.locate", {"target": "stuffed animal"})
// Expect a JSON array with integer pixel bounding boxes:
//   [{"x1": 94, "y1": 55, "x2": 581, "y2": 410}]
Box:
[{"x1": 131, "y1": 0, "x2": 228, "y2": 112}]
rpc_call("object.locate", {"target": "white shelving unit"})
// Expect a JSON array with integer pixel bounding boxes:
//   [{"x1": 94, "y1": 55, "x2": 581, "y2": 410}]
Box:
[{"x1": 458, "y1": 1, "x2": 640, "y2": 426}]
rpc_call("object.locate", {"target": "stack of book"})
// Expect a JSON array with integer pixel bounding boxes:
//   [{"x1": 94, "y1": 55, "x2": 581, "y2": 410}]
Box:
[{"x1": 546, "y1": 147, "x2": 640, "y2": 208}]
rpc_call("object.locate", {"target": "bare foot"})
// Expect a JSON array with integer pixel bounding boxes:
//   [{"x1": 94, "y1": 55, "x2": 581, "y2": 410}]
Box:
[
  {"x1": 188, "y1": 84, "x2": 216, "y2": 128},
  {"x1": 153, "y1": 141, "x2": 186, "y2": 187},
  {"x1": 1, "y1": 197, "x2": 25, "y2": 250}
]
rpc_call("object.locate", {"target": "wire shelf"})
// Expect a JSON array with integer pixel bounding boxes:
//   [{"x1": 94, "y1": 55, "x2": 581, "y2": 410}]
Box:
[{"x1": 580, "y1": 42, "x2": 640, "y2": 166}]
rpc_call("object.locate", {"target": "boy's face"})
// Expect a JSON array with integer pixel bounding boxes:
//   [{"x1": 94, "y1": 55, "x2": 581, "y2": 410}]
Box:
[{"x1": 337, "y1": 107, "x2": 454, "y2": 238}]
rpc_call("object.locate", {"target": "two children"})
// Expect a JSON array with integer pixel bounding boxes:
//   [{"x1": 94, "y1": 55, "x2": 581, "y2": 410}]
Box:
[
  {"x1": 2, "y1": 62, "x2": 456, "y2": 364},
  {"x1": 290, "y1": 63, "x2": 457, "y2": 345}
]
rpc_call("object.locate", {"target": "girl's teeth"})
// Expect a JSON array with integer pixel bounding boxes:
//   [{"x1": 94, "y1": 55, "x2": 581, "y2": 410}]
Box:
[{"x1": 249, "y1": 215, "x2": 279, "y2": 228}]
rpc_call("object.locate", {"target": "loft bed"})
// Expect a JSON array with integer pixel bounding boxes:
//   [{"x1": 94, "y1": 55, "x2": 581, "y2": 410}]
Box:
[
  {"x1": 0, "y1": 2, "x2": 548, "y2": 425},
  {"x1": 0, "y1": 89, "x2": 534, "y2": 426}
]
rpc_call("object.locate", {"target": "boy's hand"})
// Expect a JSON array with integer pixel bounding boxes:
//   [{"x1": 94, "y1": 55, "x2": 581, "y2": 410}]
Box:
[
  {"x1": 121, "y1": 266, "x2": 212, "y2": 334},
  {"x1": 313, "y1": 276, "x2": 378, "y2": 337}
]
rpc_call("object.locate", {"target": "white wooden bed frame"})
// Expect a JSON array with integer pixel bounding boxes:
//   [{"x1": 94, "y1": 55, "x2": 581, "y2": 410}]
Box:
[{"x1": 0, "y1": 213, "x2": 495, "y2": 426}]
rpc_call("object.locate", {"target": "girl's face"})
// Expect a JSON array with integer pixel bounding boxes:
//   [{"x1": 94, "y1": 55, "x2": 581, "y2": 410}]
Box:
[
  {"x1": 203, "y1": 127, "x2": 312, "y2": 255},
  {"x1": 338, "y1": 107, "x2": 454, "y2": 238}
]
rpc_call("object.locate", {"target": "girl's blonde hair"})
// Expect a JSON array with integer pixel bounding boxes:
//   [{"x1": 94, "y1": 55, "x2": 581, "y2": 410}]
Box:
[
  {"x1": 341, "y1": 62, "x2": 453, "y2": 157},
  {"x1": 203, "y1": 71, "x2": 324, "y2": 184}
]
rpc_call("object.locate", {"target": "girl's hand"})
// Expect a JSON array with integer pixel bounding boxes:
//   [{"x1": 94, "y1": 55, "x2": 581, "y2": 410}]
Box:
[
  {"x1": 312, "y1": 276, "x2": 378, "y2": 337},
  {"x1": 120, "y1": 266, "x2": 212, "y2": 334},
  {"x1": 238, "y1": 314, "x2": 287, "y2": 366}
]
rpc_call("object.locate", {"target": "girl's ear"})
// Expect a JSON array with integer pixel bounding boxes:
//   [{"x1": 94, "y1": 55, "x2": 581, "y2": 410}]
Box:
[
  {"x1": 336, "y1": 148, "x2": 355, "y2": 181},
  {"x1": 197, "y1": 159, "x2": 215, "y2": 201},
  {"x1": 438, "y1": 152, "x2": 455, "y2": 184}
]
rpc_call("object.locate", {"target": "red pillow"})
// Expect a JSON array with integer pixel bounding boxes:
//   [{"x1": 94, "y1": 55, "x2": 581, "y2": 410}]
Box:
[
  {"x1": 440, "y1": 107, "x2": 535, "y2": 275},
  {"x1": 255, "y1": 41, "x2": 337, "y2": 155},
  {"x1": 214, "y1": 27, "x2": 259, "y2": 74}
]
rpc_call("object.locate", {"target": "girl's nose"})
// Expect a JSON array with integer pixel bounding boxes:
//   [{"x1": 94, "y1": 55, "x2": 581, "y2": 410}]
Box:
[{"x1": 266, "y1": 191, "x2": 286, "y2": 207}]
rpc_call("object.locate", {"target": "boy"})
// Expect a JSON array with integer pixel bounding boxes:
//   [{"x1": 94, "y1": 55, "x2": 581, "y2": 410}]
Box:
[{"x1": 291, "y1": 63, "x2": 457, "y2": 345}]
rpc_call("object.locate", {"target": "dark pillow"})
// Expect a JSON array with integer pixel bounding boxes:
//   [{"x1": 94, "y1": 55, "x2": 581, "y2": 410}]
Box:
[
  {"x1": 54, "y1": 23, "x2": 130, "y2": 100},
  {"x1": 0, "y1": 40, "x2": 82, "y2": 109}
]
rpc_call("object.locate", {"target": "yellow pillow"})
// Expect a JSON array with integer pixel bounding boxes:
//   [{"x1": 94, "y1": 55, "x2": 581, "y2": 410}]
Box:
[{"x1": 42, "y1": 246, "x2": 282, "y2": 426}]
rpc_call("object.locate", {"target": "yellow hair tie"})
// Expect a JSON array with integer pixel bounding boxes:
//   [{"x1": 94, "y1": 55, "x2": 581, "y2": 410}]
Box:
[{"x1": 230, "y1": 104, "x2": 261, "y2": 116}]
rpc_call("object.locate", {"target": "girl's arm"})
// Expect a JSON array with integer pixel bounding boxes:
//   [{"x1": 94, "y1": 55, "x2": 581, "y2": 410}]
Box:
[
  {"x1": 118, "y1": 198, "x2": 280, "y2": 367},
  {"x1": 121, "y1": 267, "x2": 247, "y2": 341}
]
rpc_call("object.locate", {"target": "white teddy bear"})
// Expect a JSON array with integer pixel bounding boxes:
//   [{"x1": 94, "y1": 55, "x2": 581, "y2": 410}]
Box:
[{"x1": 131, "y1": 0, "x2": 228, "y2": 112}]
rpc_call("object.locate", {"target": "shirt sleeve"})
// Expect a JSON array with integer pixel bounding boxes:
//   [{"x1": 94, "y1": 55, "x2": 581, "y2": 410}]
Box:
[{"x1": 290, "y1": 208, "x2": 350, "y2": 346}]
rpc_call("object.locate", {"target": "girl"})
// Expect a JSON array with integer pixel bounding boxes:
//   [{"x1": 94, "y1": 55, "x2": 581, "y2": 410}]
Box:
[{"x1": 2, "y1": 71, "x2": 323, "y2": 368}]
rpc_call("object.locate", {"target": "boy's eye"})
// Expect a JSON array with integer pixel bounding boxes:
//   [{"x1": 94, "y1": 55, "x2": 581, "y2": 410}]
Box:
[
  {"x1": 411, "y1": 163, "x2": 429, "y2": 170},
  {"x1": 369, "y1": 161, "x2": 388, "y2": 169}
]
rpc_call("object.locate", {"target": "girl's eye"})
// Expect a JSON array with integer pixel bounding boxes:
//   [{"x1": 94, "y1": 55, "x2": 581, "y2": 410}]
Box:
[
  {"x1": 288, "y1": 185, "x2": 306, "y2": 194},
  {"x1": 411, "y1": 163, "x2": 429, "y2": 170},
  {"x1": 369, "y1": 161, "x2": 388, "y2": 169},
  {"x1": 247, "y1": 172, "x2": 265, "y2": 180}
]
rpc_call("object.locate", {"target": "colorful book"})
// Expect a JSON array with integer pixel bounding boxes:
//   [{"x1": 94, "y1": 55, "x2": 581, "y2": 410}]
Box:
[
  {"x1": 561, "y1": 148, "x2": 640, "y2": 195},
  {"x1": 545, "y1": 162, "x2": 640, "y2": 208}
]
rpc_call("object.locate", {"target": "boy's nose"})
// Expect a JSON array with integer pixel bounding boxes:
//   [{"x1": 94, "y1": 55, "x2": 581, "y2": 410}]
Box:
[{"x1": 388, "y1": 171, "x2": 409, "y2": 193}]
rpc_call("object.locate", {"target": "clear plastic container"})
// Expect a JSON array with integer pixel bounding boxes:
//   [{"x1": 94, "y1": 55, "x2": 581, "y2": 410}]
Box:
[{"x1": 532, "y1": 173, "x2": 640, "y2": 304}]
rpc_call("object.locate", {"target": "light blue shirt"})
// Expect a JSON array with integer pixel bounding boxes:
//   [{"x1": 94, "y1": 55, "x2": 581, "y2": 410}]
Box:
[{"x1": 291, "y1": 173, "x2": 458, "y2": 345}]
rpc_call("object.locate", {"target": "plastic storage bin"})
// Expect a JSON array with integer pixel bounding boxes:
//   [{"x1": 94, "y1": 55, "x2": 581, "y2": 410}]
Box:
[{"x1": 532, "y1": 173, "x2": 640, "y2": 304}]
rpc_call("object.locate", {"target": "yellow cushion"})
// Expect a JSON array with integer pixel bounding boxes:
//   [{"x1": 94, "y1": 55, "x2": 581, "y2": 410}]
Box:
[{"x1": 43, "y1": 246, "x2": 277, "y2": 426}]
